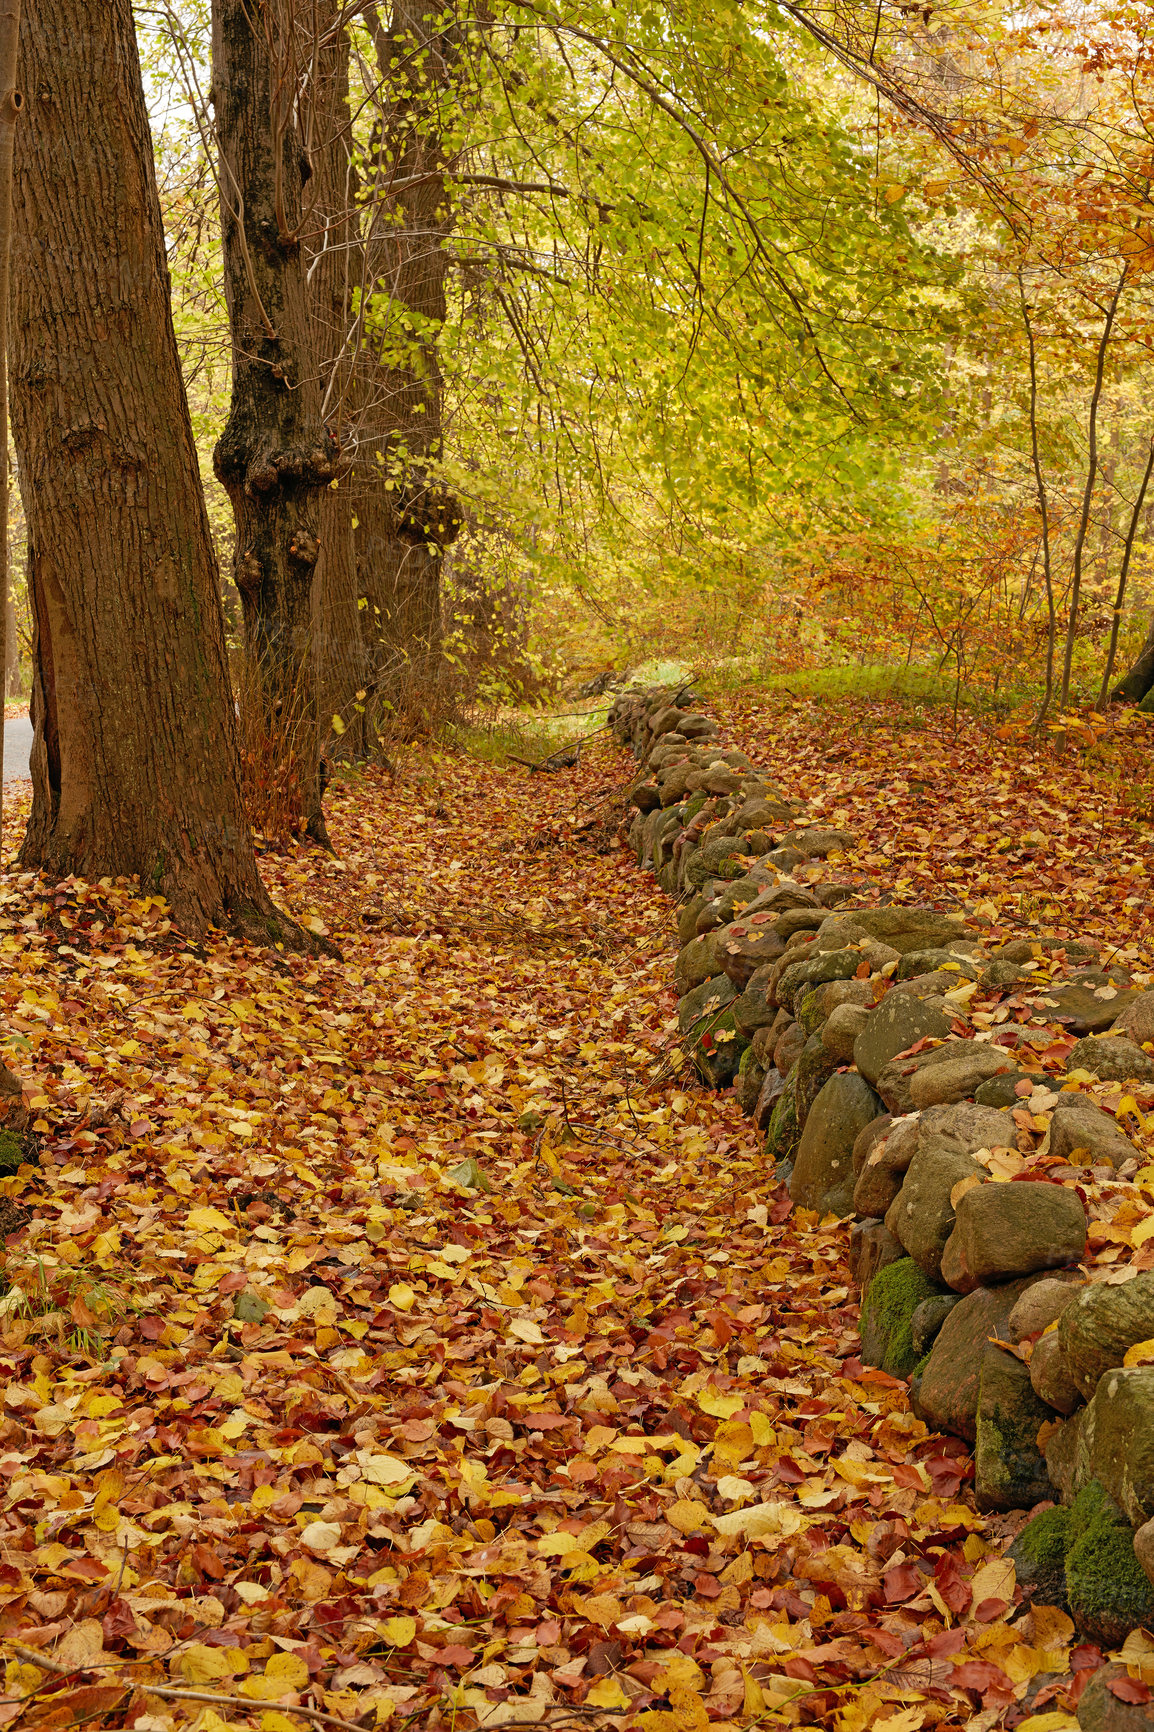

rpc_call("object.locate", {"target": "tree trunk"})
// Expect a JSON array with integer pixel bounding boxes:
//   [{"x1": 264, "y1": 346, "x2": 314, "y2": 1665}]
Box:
[
  {"x1": 357, "y1": 0, "x2": 462, "y2": 726},
  {"x1": 10, "y1": 0, "x2": 325, "y2": 951},
  {"x1": 212, "y1": 0, "x2": 337, "y2": 840},
  {"x1": 308, "y1": 5, "x2": 373, "y2": 762},
  {"x1": 0, "y1": 0, "x2": 19, "y2": 845},
  {"x1": 1113, "y1": 616, "x2": 1154, "y2": 704}
]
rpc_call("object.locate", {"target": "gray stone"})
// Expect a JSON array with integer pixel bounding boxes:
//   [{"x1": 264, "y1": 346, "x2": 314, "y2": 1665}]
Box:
[
  {"x1": 1077, "y1": 1662, "x2": 1154, "y2": 1731},
  {"x1": 1135, "y1": 1517, "x2": 1154, "y2": 1592},
  {"x1": 1009, "y1": 1276, "x2": 1085, "y2": 1343},
  {"x1": 775, "y1": 826, "x2": 856, "y2": 858},
  {"x1": 906, "y1": 1043, "x2": 1017, "y2": 1109},
  {"x1": 674, "y1": 929, "x2": 728, "y2": 994},
  {"x1": 1073, "y1": 1366, "x2": 1154, "y2": 1526},
  {"x1": 892, "y1": 969, "x2": 968, "y2": 1000},
  {"x1": 818, "y1": 907, "x2": 969, "y2": 956},
  {"x1": 735, "y1": 1050, "x2": 766, "y2": 1117},
  {"x1": 1048, "y1": 981, "x2": 1143, "y2": 1035},
  {"x1": 820, "y1": 1002, "x2": 870, "y2": 1062},
  {"x1": 911, "y1": 1293, "x2": 960, "y2": 1357},
  {"x1": 1060, "y1": 1274, "x2": 1154, "y2": 1401},
  {"x1": 679, "y1": 894, "x2": 707, "y2": 944},
  {"x1": 793, "y1": 1033, "x2": 842, "y2": 1134},
  {"x1": 764, "y1": 846, "x2": 805, "y2": 871},
  {"x1": 790, "y1": 1072, "x2": 881, "y2": 1216},
  {"x1": 1030, "y1": 1329, "x2": 1084, "y2": 1416},
  {"x1": 1008, "y1": 1506, "x2": 1071, "y2": 1618},
  {"x1": 1049, "y1": 1098, "x2": 1134, "y2": 1168},
  {"x1": 848, "y1": 1219, "x2": 906, "y2": 1298},
  {"x1": 1067, "y1": 1036, "x2": 1154, "y2": 1084},
  {"x1": 897, "y1": 948, "x2": 981, "y2": 982},
  {"x1": 852, "y1": 1112, "x2": 898, "y2": 1175},
  {"x1": 939, "y1": 1229, "x2": 981, "y2": 1296},
  {"x1": 974, "y1": 1071, "x2": 1030, "y2": 1108},
  {"x1": 717, "y1": 920, "x2": 789, "y2": 990},
  {"x1": 919, "y1": 1099, "x2": 1019, "y2": 1156},
  {"x1": 775, "y1": 907, "x2": 827, "y2": 940},
  {"x1": 974, "y1": 1344, "x2": 1056, "y2": 1512},
  {"x1": 916, "y1": 1275, "x2": 1042, "y2": 1443},
  {"x1": 752, "y1": 1067, "x2": 785, "y2": 1134},
  {"x1": 980, "y1": 958, "x2": 1031, "y2": 989},
  {"x1": 731, "y1": 964, "x2": 779, "y2": 1038},
  {"x1": 945, "y1": 1180, "x2": 1087, "y2": 1286},
  {"x1": 775, "y1": 948, "x2": 865, "y2": 1016},
  {"x1": 854, "y1": 1119, "x2": 921, "y2": 1219},
  {"x1": 884, "y1": 1135, "x2": 986, "y2": 1281},
  {"x1": 1113, "y1": 991, "x2": 1154, "y2": 1048},
  {"x1": 677, "y1": 971, "x2": 737, "y2": 1034},
  {"x1": 854, "y1": 994, "x2": 954, "y2": 1088},
  {"x1": 774, "y1": 1021, "x2": 806, "y2": 1077}
]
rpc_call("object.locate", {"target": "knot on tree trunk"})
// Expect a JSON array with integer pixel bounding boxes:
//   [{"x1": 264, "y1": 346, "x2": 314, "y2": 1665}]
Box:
[
  {"x1": 396, "y1": 476, "x2": 462, "y2": 547},
  {"x1": 215, "y1": 429, "x2": 340, "y2": 499}
]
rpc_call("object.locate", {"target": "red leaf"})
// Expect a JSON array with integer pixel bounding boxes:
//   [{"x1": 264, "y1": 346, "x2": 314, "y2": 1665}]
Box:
[
  {"x1": 218, "y1": 1270, "x2": 248, "y2": 1295},
  {"x1": 974, "y1": 1596, "x2": 1009, "y2": 1622},
  {"x1": 883, "y1": 1562, "x2": 923, "y2": 1603},
  {"x1": 951, "y1": 1659, "x2": 1013, "y2": 1692},
  {"x1": 1110, "y1": 1677, "x2": 1153, "y2": 1704}
]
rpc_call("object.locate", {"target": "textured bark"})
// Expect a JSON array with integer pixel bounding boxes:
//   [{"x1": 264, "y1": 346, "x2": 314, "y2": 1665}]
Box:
[
  {"x1": 212, "y1": 0, "x2": 337, "y2": 836},
  {"x1": 10, "y1": 0, "x2": 323, "y2": 951},
  {"x1": 0, "y1": 0, "x2": 19, "y2": 831},
  {"x1": 308, "y1": 8, "x2": 373, "y2": 761},
  {"x1": 356, "y1": 0, "x2": 462, "y2": 720},
  {"x1": 1113, "y1": 615, "x2": 1154, "y2": 704}
]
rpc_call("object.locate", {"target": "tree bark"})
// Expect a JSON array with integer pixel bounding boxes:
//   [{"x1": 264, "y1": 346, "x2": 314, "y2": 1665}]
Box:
[
  {"x1": 212, "y1": 0, "x2": 338, "y2": 839},
  {"x1": 308, "y1": 5, "x2": 373, "y2": 762},
  {"x1": 1113, "y1": 616, "x2": 1154, "y2": 705},
  {"x1": 356, "y1": 0, "x2": 462, "y2": 724},
  {"x1": 0, "y1": 0, "x2": 19, "y2": 847},
  {"x1": 10, "y1": 0, "x2": 325, "y2": 951}
]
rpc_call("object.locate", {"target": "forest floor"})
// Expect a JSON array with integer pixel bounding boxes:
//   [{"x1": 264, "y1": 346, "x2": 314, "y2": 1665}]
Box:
[{"x1": 0, "y1": 689, "x2": 1151, "y2": 1732}]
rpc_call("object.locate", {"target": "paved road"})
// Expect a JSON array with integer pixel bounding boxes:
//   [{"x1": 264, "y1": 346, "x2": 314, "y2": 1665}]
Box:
[{"x1": 4, "y1": 717, "x2": 32, "y2": 781}]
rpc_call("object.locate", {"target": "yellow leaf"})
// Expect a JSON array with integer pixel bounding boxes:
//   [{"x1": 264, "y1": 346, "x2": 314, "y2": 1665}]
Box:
[
  {"x1": 1014, "y1": 1716, "x2": 1080, "y2": 1732},
  {"x1": 1030, "y1": 1605, "x2": 1074, "y2": 1649},
  {"x1": 93, "y1": 1466, "x2": 125, "y2": 1533},
  {"x1": 666, "y1": 1499, "x2": 710, "y2": 1534},
  {"x1": 971, "y1": 1555, "x2": 1015, "y2": 1606},
  {"x1": 388, "y1": 1283, "x2": 416, "y2": 1312},
  {"x1": 884, "y1": 184, "x2": 907, "y2": 203},
  {"x1": 266, "y1": 1652, "x2": 309, "y2": 1690},
  {"x1": 301, "y1": 1520, "x2": 342, "y2": 1555},
  {"x1": 1132, "y1": 1220, "x2": 1154, "y2": 1249},
  {"x1": 180, "y1": 1643, "x2": 248, "y2": 1684},
  {"x1": 749, "y1": 1410, "x2": 774, "y2": 1447},
  {"x1": 874, "y1": 1712, "x2": 925, "y2": 1732},
  {"x1": 655, "y1": 1653, "x2": 706, "y2": 1695},
  {"x1": 1124, "y1": 1338, "x2": 1154, "y2": 1367},
  {"x1": 186, "y1": 1206, "x2": 233, "y2": 1233},
  {"x1": 742, "y1": 1667, "x2": 766, "y2": 1716},
  {"x1": 379, "y1": 1616, "x2": 417, "y2": 1647},
  {"x1": 586, "y1": 1678, "x2": 631, "y2": 1710},
  {"x1": 712, "y1": 1500, "x2": 807, "y2": 1539},
  {"x1": 697, "y1": 1387, "x2": 744, "y2": 1420},
  {"x1": 508, "y1": 1318, "x2": 545, "y2": 1345}
]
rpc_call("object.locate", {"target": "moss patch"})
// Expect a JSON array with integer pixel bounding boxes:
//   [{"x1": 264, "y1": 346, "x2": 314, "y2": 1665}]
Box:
[
  {"x1": 1065, "y1": 1480, "x2": 1154, "y2": 1645},
  {"x1": 1008, "y1": 1504, "x2": 1070, "y2": 1615},
  {"x1": 860, "y1": 1257, "x2": 943, "y2": 1378},
  {"x1": 766, "y1": 1070, "x2": 800, "y2": 1163},
  {"x1": 796, "y1": 989, "x2": 827, "y2": 1037},
  {"x1": 0, "y1": 1132, "x2": 32, "y2": 1177}
]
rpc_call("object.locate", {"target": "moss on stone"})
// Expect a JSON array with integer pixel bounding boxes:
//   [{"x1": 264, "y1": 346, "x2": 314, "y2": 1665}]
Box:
[
  {"x1": 684, "y1": 793, "x2": 708, "y2": 820},
  {"x1": 691, "y1": 1008, "x2": 749, "y2": 1089},
  {"x1": 0, "y1": 1132, "x2": 31, "y2": 1176},
  {"x1": 796, "y1": 988, "x2": 827, "y2": 1037},
  {"x1": 1065, "y1": 1479, "x2": 1154, "y2": 1645},
  {"x1": 860, "y1": 1257, "x2": 943, "y2": 1378}
]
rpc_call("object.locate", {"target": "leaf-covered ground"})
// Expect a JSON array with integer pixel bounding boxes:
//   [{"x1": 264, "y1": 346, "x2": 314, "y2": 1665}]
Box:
[{"x1": 0, "y1": 693, "x2": 1152, "y2": 1732}]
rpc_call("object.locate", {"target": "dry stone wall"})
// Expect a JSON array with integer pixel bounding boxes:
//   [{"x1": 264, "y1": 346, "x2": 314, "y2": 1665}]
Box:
[{"x1": 612, "y1": 680, "x2": 1154, "y2": 1648}]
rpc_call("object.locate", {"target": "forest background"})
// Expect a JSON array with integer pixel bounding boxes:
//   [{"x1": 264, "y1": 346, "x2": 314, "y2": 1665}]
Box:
[{"x1": 10, "y1": 0, "x2": 1154, "y2": 791}]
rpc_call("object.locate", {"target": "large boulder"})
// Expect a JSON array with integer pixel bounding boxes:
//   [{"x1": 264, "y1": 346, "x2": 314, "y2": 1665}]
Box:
[
  {"x1": 973, "y1": 1344, "x2": 1056, "y2": 1512},
  {"x1": 1112, "y1": 990, "x2": 1154, "y2": 1047},
  {"x1": 1077, "y1": 1662, "x2": 1154, "y2": 1732},
  {"x1": 792, "y1": 1033, "x2": 841, "y2": 1131},
  {"x1": 1008, "y1": 1505, "x2": 1070, "y2": 1616},
  {"x1": 1072, "y1": 1365, "x2": 1154, "y2": 1527},
  {"x1": 821, "y1": 1002, "x2": 871, "y2": 1062},
  {"x1": 774, "y1": 826, "x2": 856, "y2": 858},
  {"x1": 1065, "y1": 1479, "x2": 1154, "y2": 1647},
  {"x1": 1049, "y1": 1096, "x2": 1134, "y2": 1168},
  {"x1": 853, "y1": 1115, "x2": 921, "y2": 1219},
  {"x1": 1066, "y1": 1036, "x2": 1154, "y2": 1085},
  {"x1": 1010, "y1": 1276, "x2": 1084, "y2": 1342},
  {"x1": 1030, "y1": 1331, "x2": 1083, "y2": 1416},
  {"x1": 906, "y1": 1042, "x2": 1017, "y2": 1109},
  {"x1": 677, "y1": 974, "x2": 746, "y2": 1089},
  {"x1": 1060, "y1": 1273, "x2": 1154, "y2": 1401},
  {"x1": 1048, "y1": 979, "x2": 1143, "y2": 1035},
  {"x1": 789, "y1": 1072, "x2": 880, "y2": 1216},
  {"x1": 921, "y1": 1099, "x2": 1019, "y2": 1154},
  {"x1": 717, "y1": 920, "x2": 788, "y2": 990},
  {"x1": 884, "y1": 1136, "x2": 986, "y2": 1282},
  {"x1": 859, "y1": 1257, "x2": 945, "y2": 1378},
  {"x1": 674, "y1": 929, "x2": 728, "y2": 994},
  {"x1": 765, "y1": 1069, "x2": 801, "y2": 1164},
  {"x1": 943, "y1": 1180, "x2": 1087, "y2": 1286},
  {"x1": 775, "y1": 948, "x2": 865, "y2": 1016},
  {"x1": 820, "y1": 907, "x2": 969, "y2": 957},
  {"x1": 731, "y1": 964, "x2": 779, "y2": 1038},
  {"x1": 916, "y1": 1274, "x2": 1041, "y2": 1442},
  {"x1": 854, "y1": 995, "x2": 954, "y2": 1087}
]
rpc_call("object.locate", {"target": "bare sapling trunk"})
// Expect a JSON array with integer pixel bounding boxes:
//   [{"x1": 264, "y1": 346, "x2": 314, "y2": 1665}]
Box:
[
  {"x1": 10, "y1": 0, "x2": 329, "y2": 952},
  {"x1": 1098, "y1": 435, "x2": 1154, "y2": 709},
  {"x1": 1059, "y1": 266, "x2": 1127, "y2": 714},
  {"x1": 358, "y1": 0, "x2": 462, "y2": 727},
  {"x1": 212, "y1": 0, "x2": 338, "y2": 841},
  {"x1": 1019, "y1": 279, "x2": 1057, "y2": 733}
]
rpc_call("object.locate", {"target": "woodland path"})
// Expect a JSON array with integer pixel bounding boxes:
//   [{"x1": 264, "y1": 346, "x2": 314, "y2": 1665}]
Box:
[{"x1": 0, "y1": 702, "x2": 1141, "y2": 1730}]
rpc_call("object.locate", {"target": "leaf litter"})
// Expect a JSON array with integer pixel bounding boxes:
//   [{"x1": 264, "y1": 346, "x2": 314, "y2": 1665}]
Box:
[{"x1": 0, "y1": 695, "x2": 1151, "y2": 1729}]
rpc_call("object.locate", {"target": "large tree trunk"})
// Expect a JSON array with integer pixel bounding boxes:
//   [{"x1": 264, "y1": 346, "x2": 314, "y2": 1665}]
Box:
[
  {"x1": 308, "y1": 6, "x2": 373, "y2": 763},
  {"x1": 212, "y1": 0, "x2": 337, "y2": 840},
  {"x1": 10, "y1": 0, "x2": 323, "y2": 951},
  {"x1": 1114, "y1": 616, "x2": 1154, "y2": 705},
  {"x1": 357, "y1": 0, "x2": 462, "y2": 726}
]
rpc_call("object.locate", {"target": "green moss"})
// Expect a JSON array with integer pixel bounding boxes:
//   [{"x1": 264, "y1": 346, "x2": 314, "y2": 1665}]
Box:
[
  {"x1": 796, "y1": 988, "x2": 827, "y2": 1037},
  {"x1": 0, "y1": 1131, "x2": 31, "y2": 1176},
  {"x1": 1065, "y1": 1480, "x2": 1154, "y2": 1645},
  {"x1": 1014, "y1": 1505, "x2": 1071, "y2": 1572},
  {"x1": 860, "y1": 1257, "x2": 943, "y2": 1378},
  {"x1": 684, "y1": 793, "x2": 708, "y2": 819},
  {"x1": 691, "y1": 1008, "x2": 748, "y2": 1089}
]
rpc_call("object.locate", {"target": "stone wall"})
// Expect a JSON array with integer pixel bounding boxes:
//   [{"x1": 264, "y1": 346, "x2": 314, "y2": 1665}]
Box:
[{"x1": 613, "y1": 680, "x2": 1154, "y2": 1646}]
